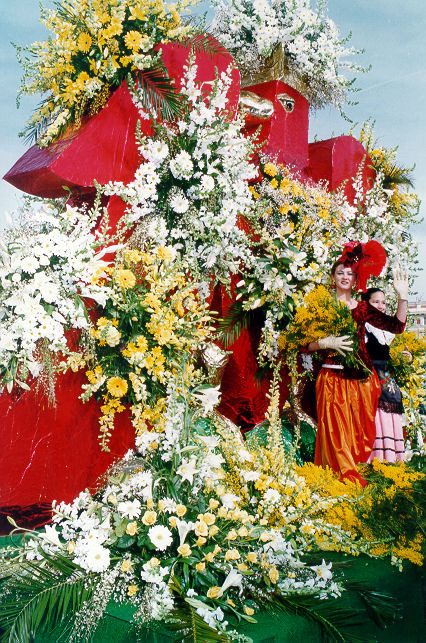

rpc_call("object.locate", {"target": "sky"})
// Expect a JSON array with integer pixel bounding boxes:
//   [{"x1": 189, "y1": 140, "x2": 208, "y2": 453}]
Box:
[{"x1": 0, "y1": 0, "x2": 425, "y2": 297}]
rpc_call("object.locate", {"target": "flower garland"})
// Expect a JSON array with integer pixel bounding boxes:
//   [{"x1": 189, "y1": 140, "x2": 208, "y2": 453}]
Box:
[
  {"x1": 15, "y1": 0, "x2": 199, "y2": 145},
  {"x1": 211, "y1": 0, "x2": 365, "y2": 108}
]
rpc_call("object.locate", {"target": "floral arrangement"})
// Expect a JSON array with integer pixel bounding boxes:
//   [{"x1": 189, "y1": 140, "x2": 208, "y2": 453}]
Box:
[
  {"x1": 15, "y1": 0, "x2": 200, "y2": 145},
  {"x1": 278, "y1": 285, "x2": 365, "y2": 372},
  {"x1": 0, "y1": 200, "x2": 117, "y2": 394},
  {"x1": 64, "y1": 244, "x2": 214, "y2": 450},
  {"x1": 214, "y1": 371, "x2": 376, "y2": 561},
  {"x1": 103, "y1": 59, "x2": 258, "y2": 291},
  {"x1": 389, "y1": 331, "x2": 426, "y2": 445},
  {"x1": 211, "y1": 0, "x2": 365, "y2": 108},
  {"x1": 0, "y1": 372, "x2": 358, "y2": 642},
  {"x1": 298, "y1": 459, "x2": 425, "y2": 569},
  {"x1": 231, "y1": 162, "x2": 347, "y2": 365},
  {"x1": 338, "y1": 144, "x2": 421, "y2": 297}
]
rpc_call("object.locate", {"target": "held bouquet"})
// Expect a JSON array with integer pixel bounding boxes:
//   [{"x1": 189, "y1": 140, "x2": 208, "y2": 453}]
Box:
[{"x1": 279, "y1": 285, "x2": 365, "y2": 372}]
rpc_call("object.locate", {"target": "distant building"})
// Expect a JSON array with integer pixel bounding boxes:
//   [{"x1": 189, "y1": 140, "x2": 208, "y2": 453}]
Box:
[{"x1": 408, "y1": 300, "x2": 426, "y2": 335}]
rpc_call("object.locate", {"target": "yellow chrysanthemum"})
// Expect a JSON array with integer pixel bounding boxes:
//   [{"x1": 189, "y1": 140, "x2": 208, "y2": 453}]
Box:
[
  {"x1": 106, "y1": 376, "x2": 128, "y2": 398},
  {"x1": 263, "y1": 162, "x2": 278, "y2": 177},
  {"x1": 124, "y1": 30, "x2": 144, "y2": 51},
  {"x1": 77, "y1": 32, "x2": 92, "y2": 53},
  {"x1": 115, "y1": 268, "x2": 136, "y2": 289}
]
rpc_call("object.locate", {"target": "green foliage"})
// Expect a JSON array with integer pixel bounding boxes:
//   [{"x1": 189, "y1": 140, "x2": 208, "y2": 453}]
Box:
[
  {"x1": 262, "y1": 580, "x2": 399, "y2": 643},
  {"x1": 0, "y1": 553, "x2": 98, "y2": 642}
]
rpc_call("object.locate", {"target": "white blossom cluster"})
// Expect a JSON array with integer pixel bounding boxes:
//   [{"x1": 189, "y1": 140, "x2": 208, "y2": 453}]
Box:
[
  {"x1": 0, "y1": 203, "x2": 114, "y2": 390},
  {"x1": 338, "y1": 170, "x2": 416, "y2": 296},
  {"x1": 211, "y1": 0, "x2": 364, "y2": 108},
  {"x1": 103, "y1": 61, "x2": 258, "y2": 287}
]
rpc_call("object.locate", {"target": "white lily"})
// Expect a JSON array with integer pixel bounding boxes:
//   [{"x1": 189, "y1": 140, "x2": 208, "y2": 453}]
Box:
[
  {"x1": 217, "y1": 567, "x2": 243, "y2": 597},
  {"x1": 176, "y1": 518, "x2": 195, "y2": 545},
  {"x1": 177, "y1": 457, "x2": 199, "y2": 485},
  {"x1": 39, "y1": 524, "x2": 62, "y2": 548},
  {"x1": 193, "y1": 385, "x2": 221, "y2": 413}
]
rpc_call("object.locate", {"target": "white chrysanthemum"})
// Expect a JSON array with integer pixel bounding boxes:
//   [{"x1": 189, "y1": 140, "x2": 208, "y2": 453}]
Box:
[
  {"x1": 83, "y1": 541, "x2": 111, "y2": 572},
  {"x1": 200, "y1": 175, "x2": 215, "y2": 193},
  {"x1": 148, "y1": 525, "x2": 173, "y2": 551},
  {"x1": 143, "y1": 140, "x2": 169, "y2": 165},
  {"x1": 170, "y1": 192, "x2": 189, "y2": 214},
  {"x1": 117, "y1": 499, "x2": 141, "y2": 519}
]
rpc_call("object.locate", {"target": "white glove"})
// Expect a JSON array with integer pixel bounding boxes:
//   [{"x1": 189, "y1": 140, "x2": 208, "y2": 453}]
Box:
[
  {"x1": 392, "y1": 266, "x2": 409, "y2": 300},
  {"x1": 318, "y1": 335, "x2": 353, "y2": 356}
]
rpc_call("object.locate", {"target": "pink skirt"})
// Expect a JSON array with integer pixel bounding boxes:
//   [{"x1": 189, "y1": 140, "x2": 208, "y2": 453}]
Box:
[{"x1": 367, "y1": 409, "x2": 405, "y2": 463}]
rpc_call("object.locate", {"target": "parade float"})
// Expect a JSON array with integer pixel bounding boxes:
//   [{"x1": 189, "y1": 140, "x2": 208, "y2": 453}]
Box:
[{"x1": 0, "y1": 1, "x2": 425, "y2": 641}]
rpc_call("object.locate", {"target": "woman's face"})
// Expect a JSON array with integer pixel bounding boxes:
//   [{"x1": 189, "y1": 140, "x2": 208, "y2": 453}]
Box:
[
  {"x1": 332, "y1": 265, "x2": 356, "y2": 292},
  {"x1": 368, "y1": 290, "x2": 386, "y2": 313}
]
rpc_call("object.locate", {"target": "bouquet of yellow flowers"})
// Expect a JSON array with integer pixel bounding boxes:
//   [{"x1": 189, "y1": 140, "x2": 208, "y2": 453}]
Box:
[
  {"x1": 389, "y1": 332, "x2": 426, "y2": 442},
  {"x1": 389, "y1": 331, "x2": 426, "y2": 396},
  {"x1": 279, "y1": 285, "x2": 363, "y2": 372}
]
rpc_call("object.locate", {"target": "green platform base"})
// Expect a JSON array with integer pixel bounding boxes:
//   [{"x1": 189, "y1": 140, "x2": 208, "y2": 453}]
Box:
[{"x1": 1, "y1": 535, "x2": 424, "y2": 642}]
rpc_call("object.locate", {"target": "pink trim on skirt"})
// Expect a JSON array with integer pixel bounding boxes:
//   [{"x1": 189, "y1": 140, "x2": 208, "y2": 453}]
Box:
[{"x1": 367, "y1": 409, "x2": 405, "y2": 463}]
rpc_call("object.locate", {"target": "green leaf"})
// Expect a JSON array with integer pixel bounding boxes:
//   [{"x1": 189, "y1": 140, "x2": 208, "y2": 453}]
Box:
[
  {"x1": 178, "y1": 31, "x2": 232, "y2": 61},
  {"x1": 135, "y1": 66, "x2": 182, "y2": 121},
  {"x1": 116, "y1": 534, "x2": 136, "y2": 549},
  {"x1": 0, "y1": 553, "x2": 99, "y2": 642}
]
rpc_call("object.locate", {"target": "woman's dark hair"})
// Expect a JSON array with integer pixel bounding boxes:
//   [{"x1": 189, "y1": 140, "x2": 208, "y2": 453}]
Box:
[
  {"x1": 330, "y1": 260, "x2": 356, "y2": 276},
  {"x1": 361, "y1": 287, "x2": 384, "y2": 302}
]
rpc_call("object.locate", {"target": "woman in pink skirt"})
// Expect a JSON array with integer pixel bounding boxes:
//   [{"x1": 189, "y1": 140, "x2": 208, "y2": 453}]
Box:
[{"x1": 362, "y1": 288, "x2": 406, "y2": 463}]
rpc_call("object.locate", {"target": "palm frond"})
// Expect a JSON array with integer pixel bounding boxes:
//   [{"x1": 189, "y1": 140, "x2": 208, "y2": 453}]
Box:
[
  {"x1": 343, "y1": 582, "x2": 401, "y2": 629},
  {"x1": 178, "y1": 30, "x2": 233, "y2": 61},
  {"x1": 382, "y1": 162, "x2": 415, "y2": 190},
  {"x1": 0, "y1": 552, "x2": 99, "y2": 642},
  {"x1": 135, "y1": 67, "x2": 182, "y2": 121},
  {"x1": 166, "y1": 576, "x2": 229, "y2": 642},
  {"x1": 166, "y1": 604, "x2": 229, "y2": 643},
  {"x1": 270, "y1": 594, "x2": 364, "y2": 642},
  {"x1": 217, "y1": 302, "x2": 264, "y2": 348},
  {"x1": 262, "y1": 581, "x2": 398, "y2": 643}
]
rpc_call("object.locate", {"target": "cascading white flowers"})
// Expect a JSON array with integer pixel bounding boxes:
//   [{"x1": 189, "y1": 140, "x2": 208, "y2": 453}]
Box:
[
  {"x1": 103, "y1": 58, "x2": 259, "y2": 294},
  {"x1": 211, "y1": 0, "x2": 365, "y2": 108},
  {"x1": 0, "y1": 202, "x2": 117, "y2": 391}
]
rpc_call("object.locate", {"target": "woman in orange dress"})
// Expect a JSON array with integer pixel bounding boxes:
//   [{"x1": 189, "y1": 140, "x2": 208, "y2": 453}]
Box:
[{"x1": 308, "y1": 245, "x2": 408, "y2": 486}]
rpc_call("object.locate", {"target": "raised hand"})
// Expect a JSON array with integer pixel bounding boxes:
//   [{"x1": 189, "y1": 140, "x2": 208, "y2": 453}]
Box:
[{"x1": 392, "y1": 266, "x2": 409, "y2": 300}]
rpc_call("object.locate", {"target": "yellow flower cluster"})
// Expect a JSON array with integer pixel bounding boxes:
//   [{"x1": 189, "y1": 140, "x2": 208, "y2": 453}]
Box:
[
  {"x1": 357, "y1": 121, "x2": 421, "y2": 224},
  {"x1": 80, "y1": 245, "x2": 212, "y2": 448},
  {"x1": 19, "y1": 0, "x2": 198, "y2": 145},
  {"x1": 214, "y1": 414, "x2": 366, "y2": 559},
  {"x1": 257, "y1": 163, "x2": 341, "y2": 270},
  {"x1": 369, "y1": 459, "x2": 424, "y2": 489},
  {"x1": 279, "y1": 285, "x2": 357, "y2": 353},
  {"x1": 390, "y1": 331, "x2": 426, "y2": 410},
  {"x1": 298, "y1": 461, "x2": 425, "y2": 567}
]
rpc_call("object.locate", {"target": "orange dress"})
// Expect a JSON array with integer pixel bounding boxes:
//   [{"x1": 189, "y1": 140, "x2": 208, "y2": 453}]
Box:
[{"x1": 314, "y1": 301, "x2": 405, "y2": 486}]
